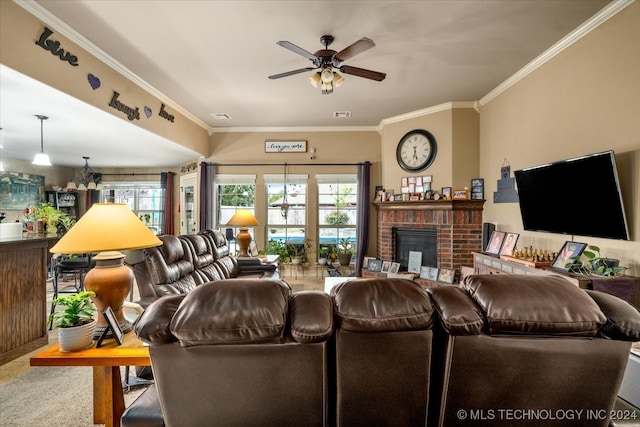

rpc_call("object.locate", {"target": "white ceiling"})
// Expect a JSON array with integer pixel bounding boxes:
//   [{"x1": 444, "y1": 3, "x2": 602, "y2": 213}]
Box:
[{"x1": 0, "y1": 0, "x2": 614, "y2": 168}]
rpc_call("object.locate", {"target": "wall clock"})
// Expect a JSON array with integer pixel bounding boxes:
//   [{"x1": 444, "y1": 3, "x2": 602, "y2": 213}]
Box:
[{"x1": 396, "y1": 129, "x2": 437, "y2": 172}]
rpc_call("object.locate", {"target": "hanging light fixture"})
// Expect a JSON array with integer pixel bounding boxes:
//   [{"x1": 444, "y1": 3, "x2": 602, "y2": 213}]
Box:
[
  {"x1": 32, "y1": 115, "x2": 51, "y2": 166},
  {"x1": 66, "y1": 156, "x2": 104, "y2": 191}
]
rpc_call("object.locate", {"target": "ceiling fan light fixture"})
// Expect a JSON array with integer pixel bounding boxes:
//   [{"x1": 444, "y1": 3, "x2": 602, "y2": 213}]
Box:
[
  {"x1": 333, "y1": 72, "x2": 345, "y2": 88},
  {"x1": 32, "y1": 115, "x2": 52, "y2": 166},
  {"x1": 321, "y1": 68, "x2": 334, "y2": 83},
  {"x1": 308, "y1": 72, "x2": 321, "y2": 88}
]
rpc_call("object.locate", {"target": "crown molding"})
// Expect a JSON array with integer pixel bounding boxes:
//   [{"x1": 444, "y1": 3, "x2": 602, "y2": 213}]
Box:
[
  {"x1": 378, "y1": 102, "x2": 477, "y2": 131},
  {"x1": 15, "y1": 0, "x2": 212, "y2": 132},
  {"x1": 478, "y1": 0, "x2": 633, "y2": 107},
  {"x1": 210, "y1": 126, "x2": 379, "y2": 133}
]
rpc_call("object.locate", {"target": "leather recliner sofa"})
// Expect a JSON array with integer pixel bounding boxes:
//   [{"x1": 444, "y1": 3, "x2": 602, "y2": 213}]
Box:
[
  {"x1": 122, "y1": 275, "x2": 640, "y2": 427},
  {"x1": 128, "y1": 278, "x2": 333, "y2": 427},
  {"x1": 132, "y1": 229, "x2": 278, "y2": 307}
]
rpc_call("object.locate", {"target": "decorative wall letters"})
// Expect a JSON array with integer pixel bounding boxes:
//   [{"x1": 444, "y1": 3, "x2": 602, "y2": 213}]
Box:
[
  {"x1": 159, "y1": 104, "x2": 175, "y2": 122},
  {"x1": 108, "y1": 91, "x2": 140, "y2": 121},
  {"x1": 35, "y1": 27, "x2": 79, "y2": 66}
]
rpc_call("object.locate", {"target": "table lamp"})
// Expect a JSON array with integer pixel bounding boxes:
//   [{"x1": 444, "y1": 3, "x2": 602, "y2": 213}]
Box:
[
  {"x1": 50, "y1": 203, "x2": 162, "y2": 337},
  {"x1": 226, "y1": 209, "x2": 259, "y2": 257}
]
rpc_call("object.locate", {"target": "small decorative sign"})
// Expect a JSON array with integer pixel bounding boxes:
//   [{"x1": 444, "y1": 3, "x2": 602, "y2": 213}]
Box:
[{"x1": 265, "y1": 140, "x2": 307, "y2": 153}]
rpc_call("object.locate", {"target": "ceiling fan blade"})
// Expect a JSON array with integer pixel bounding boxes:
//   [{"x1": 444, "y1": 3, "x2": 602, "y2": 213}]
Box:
[
  {"x1": 339, "y1": 65, "x2": 386, "y2": 82},
  {"x1": 268, "y1": 67, "x2": 316, "y2": 79},
  {"x1": 334, "y1": 37, "x2": 375, "y2": 62},
  {"x1": 276, "y1": 41, "x2": 317, "y2": 61}
]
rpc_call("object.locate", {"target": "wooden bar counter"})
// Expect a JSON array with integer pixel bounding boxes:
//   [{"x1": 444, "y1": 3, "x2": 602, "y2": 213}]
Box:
[{"x1": 0, "y1": 235, "x2": 57, "y2": 364}]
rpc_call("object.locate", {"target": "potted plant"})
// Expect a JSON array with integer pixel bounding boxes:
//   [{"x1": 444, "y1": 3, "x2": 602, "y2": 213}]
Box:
[
  {"x1": 48, "y1": 291, "x2": 97, "y2": 352},
  {"x1": 287, "y1": 238, "x2": 312, "y2": 265},
  {"x1": 318, "y1": 246, "x2": 329, "y2": 265},
  {"x1": 263, "y1": 239, "x2": 289, "y2": 263},
  {"x1": 338, "y1": 237, "x2": 353, "y2": 266},
  {"x1": 33, "y1": 202, "x2": 66, "y2": 236},
  {"x1": 569, "y1": 245, "x2": 627, "y2": 278}
]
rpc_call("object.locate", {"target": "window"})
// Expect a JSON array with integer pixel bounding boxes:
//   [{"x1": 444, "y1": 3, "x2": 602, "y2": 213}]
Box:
[
  {"x1": 215, "y1": 174, "x2": 256, "y2": 254},
  {"x1": 101, "y1": 182, "x2": 164, "y2": 234},
  {"x1": 317, "y1": 174, "x2": 357, "y2": 253},
  {"x1": 265, "y1": 174, "x2": 307, "y2": 248}
]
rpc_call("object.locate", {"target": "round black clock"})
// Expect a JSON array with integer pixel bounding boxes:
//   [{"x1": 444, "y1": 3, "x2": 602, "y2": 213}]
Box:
[{"x1": 396, "y1": 129, "x2": 437, "y2": 172}]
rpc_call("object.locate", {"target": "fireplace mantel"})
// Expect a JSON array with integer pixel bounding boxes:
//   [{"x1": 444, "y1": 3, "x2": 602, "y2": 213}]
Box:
[{"x1": 373, "y1": 199, "x2": 485, "y2": 271}]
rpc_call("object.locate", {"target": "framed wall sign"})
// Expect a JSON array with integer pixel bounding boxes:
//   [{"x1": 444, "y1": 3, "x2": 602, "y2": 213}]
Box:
[{"x1": 265, "y1": 140, "x2": 307, "y2": 153}]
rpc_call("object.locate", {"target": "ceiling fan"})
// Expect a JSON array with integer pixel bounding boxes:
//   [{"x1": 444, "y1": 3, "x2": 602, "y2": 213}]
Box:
[{"x1": 268, "y1": 35, "x2": 386, "y2": 94}]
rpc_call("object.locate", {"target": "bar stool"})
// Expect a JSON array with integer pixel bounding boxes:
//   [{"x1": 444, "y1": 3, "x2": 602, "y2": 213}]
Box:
[{"x1": 48, "y1": 254, "x2": 92, "y2": 330}]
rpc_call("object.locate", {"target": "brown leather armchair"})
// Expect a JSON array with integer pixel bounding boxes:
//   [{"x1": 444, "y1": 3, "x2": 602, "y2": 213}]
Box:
[
  {"x1": 427, "y1": 274, "x2": 640, "y2": 427},
  {"x1": 331, "y1": 278, "x2": 435, "y2": 427},
  {"x1": 132, "y1": 279, "x2": 333, "y2": 427}
]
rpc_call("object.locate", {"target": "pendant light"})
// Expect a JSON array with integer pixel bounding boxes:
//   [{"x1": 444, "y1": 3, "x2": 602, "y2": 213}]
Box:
[{"x1": 32, "y1": 115, "x2": 51, "y2": 166}]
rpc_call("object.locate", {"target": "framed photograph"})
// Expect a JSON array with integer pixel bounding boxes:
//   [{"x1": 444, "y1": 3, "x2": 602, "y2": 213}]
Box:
[
  {"x1": 375, "y1": 189, "x2": 385, "y2": 202},
  {"x1": 452, "y1": 189, "x2": 469, "y2": 200},
  {"x1": 415, "y1": 176, "x2": 423, "y2": 186},
  {"x1": 485, "y1": 231, "x2": 506, "y2": 255},
  {"x1": 401, "y1": 186, "x2": 410, "y2": 194},
  {"x1": 97, "y1": 306, "x2": 124, "y2": 347},
  {"x1": 424, "y1": 190, "x2": 433, "y2": 200},
  {"x1": 385, "y1": 190, "x2": 394, "y2": 201},
  {"x1": 438, "y1": 268, "x2": 455, "y2": 284},
  {"x1": 390, "y1": 262, "x2": 400, "y2": 273},
  {"x1": 250, "y1": 241, "x2": 259, "y2": 257},
  {"x1": 367, "y1": 259, "x2": 383, "y2": 272},
  {"x1": 471, "y1": 178, "x2": 484, "y2": 200},
  {"x1": 408, "y1": 176, "x2": 416, "y2": 184},
  {"x1": 428, "y1": 267, "x2": 439, "y2": 281},
  {"x1": 423, "y1": 175, "x2": 432, "y2": 183},
  {"x1": 441, "y1": 187, "x2": 452, "y2": 199},
  {"x1": 362, "y1": 256, "x2": 375, "y2": 269},
  {"x1": 401, "y1": 177, "x2": 408, "y2": 187},
  {"x1": 499, "y1": 232, "x2": 519, "y2": 256},
  {"x1": 381, "y1": 261, "x2": 391, "y2": 273},
  {"x1": 551, "y1": 241, "x2": 588, "y2": 271},
  {"x1": 394, "y1": 194, "x2": 403, "y2": 201},
  {"x1": 420, "y1": 266, "x2": 430, "y2": 279},
  {"x1": 408, "y1": 251, "x2": 422, "y2": 273}
]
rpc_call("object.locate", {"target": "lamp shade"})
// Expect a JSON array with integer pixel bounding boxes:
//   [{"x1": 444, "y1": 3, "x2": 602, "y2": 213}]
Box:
[
  {"x1": 50, "y1": 203, "x2": 162, "y2": 254},
  {"x1": 226, "y1": 210, "x2": 259, "y2": 227}
]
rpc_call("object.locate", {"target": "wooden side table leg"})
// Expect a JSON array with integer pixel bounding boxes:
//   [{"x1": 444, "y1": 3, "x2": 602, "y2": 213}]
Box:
[{"x1": 93, "y1": 366, "x2": 125, "y2": 427}]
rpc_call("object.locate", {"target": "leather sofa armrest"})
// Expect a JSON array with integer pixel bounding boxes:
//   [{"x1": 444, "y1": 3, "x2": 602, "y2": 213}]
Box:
[
  {"x1": 290, "y1": 291, "x2": 333, "y2": 343},
  {"x1": 587, "y1": 290, "x2": 640, "y2": 341},
  {"x1": 134, "y1": 294, "x2": 185, "y2": 345},
  {"x1": 428, "y1": 286, "x2": 484, "y2": 335}
]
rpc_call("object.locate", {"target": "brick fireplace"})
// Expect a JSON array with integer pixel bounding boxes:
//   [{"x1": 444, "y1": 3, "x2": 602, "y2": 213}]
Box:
[{"x1": 374, "y1": 199, "x2": 485, "y2": 271}]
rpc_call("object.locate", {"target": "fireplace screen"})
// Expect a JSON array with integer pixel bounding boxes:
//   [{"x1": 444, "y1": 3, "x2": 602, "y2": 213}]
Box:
[{"x1": 394, "y1": 227, "x2": 437, "y2": 271}]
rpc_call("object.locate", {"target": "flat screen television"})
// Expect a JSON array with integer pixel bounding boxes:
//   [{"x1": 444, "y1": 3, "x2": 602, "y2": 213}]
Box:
[{"x1": 514, "y1": 151, "x2": 629, "y2": 240}]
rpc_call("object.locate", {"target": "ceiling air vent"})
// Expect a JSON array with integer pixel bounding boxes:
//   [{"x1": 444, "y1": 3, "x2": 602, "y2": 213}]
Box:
[
  {"x1": 211, "y1": 113, "x2": 230, "y2": 120},
  {"x1": 334, "y1": 111, "x2": 351, "y2": 119}
]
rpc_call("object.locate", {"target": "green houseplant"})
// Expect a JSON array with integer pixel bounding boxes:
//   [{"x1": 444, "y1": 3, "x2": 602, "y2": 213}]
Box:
[
  {"x1": 287, "y1": 237, "x2": 312, "y2": 264},
  {"x1": 318, "y1": 246, "x2": 329, "y2": 264},
  {"x1": 338, "y1": 237, "x2": 353, "y2": 266},
  {"x1": 49, "y1": 291, "x2": 97, "y2": 351},
  {"x1": 569, "y1": 245, "x2": 627, "y2": 278}
]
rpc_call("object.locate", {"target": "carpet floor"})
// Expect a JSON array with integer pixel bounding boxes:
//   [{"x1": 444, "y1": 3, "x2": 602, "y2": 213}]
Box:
[{"x1": 0, "y1": 272, "x2": 326, "y2": 426}]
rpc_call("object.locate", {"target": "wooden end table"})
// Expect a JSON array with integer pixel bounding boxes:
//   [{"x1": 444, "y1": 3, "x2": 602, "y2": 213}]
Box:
[{"x1": 30, "y1": 331, "x2": 150, "y2": 427}]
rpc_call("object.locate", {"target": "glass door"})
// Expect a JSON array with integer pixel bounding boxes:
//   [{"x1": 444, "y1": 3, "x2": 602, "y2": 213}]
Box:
[{"x1": 180, "y1": 173, "x2": 197, "y2": 234}]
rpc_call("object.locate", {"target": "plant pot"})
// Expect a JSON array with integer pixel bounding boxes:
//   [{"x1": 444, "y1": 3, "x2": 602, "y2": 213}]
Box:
[
  {"x1": 57, "y1": 319, "x2": 96, "y2": 352},
  {"x1": 338, "y1": 253, "x2": 352, "y2": 266},
  {"x1": 291, "y1": 256, "x2": 302, "y2": 265},
  {"x1": 318, "y1": 258, "x2": 327, "y2": 265}
]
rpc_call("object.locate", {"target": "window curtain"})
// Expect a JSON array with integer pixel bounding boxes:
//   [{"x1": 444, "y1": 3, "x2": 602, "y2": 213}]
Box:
[
  {"x1": 355, "y1": 162, "x2": 371, "y2": 276},
  {"x1": 199, "y1": 162, "x2": 215, "y2": 230},
  {"x1": 162, "y1": 171, "x2": 174, "y2": 234}
]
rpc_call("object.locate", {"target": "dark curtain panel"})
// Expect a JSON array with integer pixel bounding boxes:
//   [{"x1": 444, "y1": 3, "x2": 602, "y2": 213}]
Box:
[
  {"x1": 162, "y1": 171, "x2": 174, "y2": 235},
  {"x1": 355, "y1": 161, "x2": 371, "y2": 276},
  {"x1": 199, "y1": 162, "x2": 216, "y2": 230}
]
